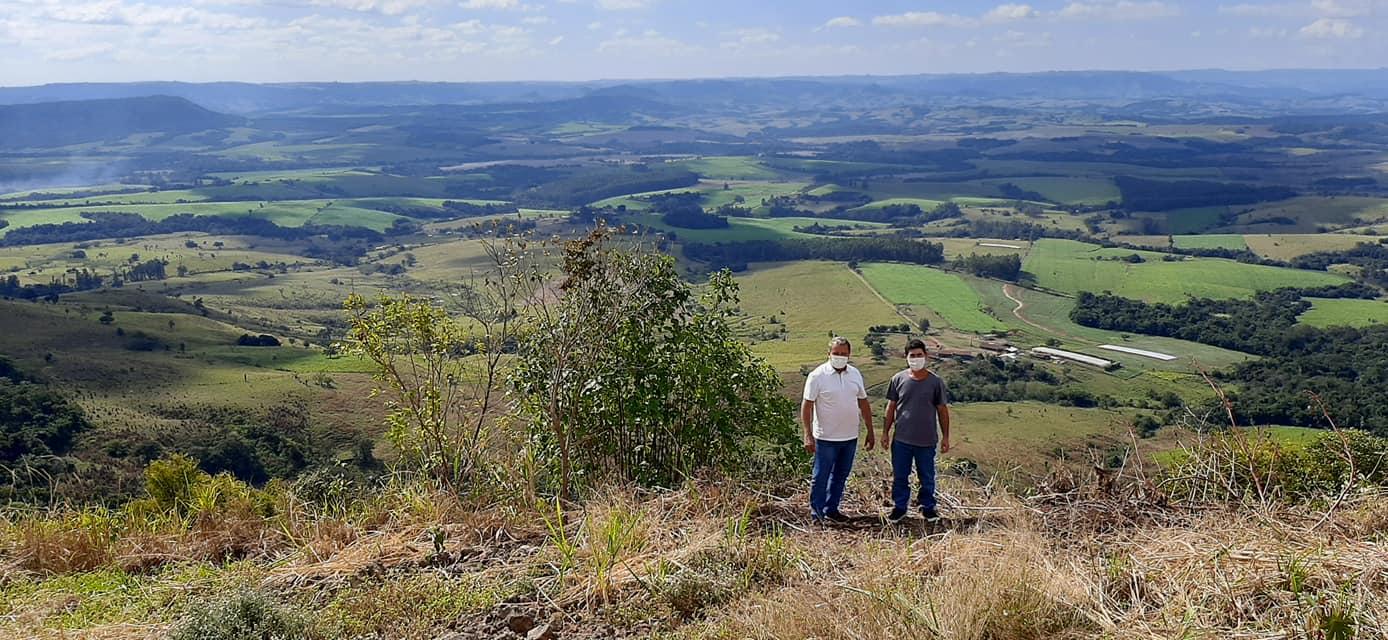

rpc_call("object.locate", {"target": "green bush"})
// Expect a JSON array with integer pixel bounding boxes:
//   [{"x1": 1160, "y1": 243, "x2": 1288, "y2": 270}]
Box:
[
  {"x1": 171, "y1": 590, "x2": 311, "y2": 640},
  {"x1": 1163, "y1": 430, "x2": 1388, "y2": 504}
]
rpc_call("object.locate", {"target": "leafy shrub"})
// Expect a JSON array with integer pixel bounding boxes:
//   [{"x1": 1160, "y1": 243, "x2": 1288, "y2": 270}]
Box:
[{"x1": 171, "y1": 590, "x2": 310, "y2": 640}]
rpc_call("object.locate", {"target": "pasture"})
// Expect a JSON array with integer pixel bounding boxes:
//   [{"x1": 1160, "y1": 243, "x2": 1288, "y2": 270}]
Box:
[
  {"x1": 1024, "y1": 239, "x2": 1349, "y2": 303},
  {"x1": 672, "y1": 156, "x2": 783, "y2": 181},
  {"x1": 1244, "y1": 234, "x2": 1382, "y2": 260},
  {"x1": 1298, "y1": 298, "x2": 1388, "y2": 328},
  {"x1": 0, "y1": 199, "x2": 411, "y2": 232},
  {"x1": 729, "y1": 261, "x2": 906, "y2": 373},
  {"x1": 857, "y1": 263, "x2": 1009, "y2": 334},
  {"x1": 968, "y1": 279, "x2": 1255, "y2": 371}
]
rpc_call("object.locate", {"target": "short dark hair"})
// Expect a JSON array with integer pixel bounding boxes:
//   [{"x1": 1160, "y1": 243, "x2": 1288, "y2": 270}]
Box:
[{"x1": 905, "y1": 339, "x2": 928, "y2": 356}]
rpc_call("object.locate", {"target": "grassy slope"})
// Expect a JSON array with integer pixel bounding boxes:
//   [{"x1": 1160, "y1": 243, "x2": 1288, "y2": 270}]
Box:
[
  {"x1": 857, "y1": 263, "x2": 1009, "y2": 333},
  {"x1": 1025, "y1": 238, "x2": 1348, "y2": 303},
  {"x1": 1299, "y1": 297, "x2": 1388, "y2": 328}
]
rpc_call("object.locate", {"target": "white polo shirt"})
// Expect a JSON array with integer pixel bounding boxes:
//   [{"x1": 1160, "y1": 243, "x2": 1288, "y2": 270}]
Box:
[{"x1": 802, "y1": 361, "x2": 868, "y2": 442}]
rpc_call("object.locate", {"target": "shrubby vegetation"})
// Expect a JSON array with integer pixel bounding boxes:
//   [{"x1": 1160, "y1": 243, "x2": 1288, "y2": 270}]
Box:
[
  {"x1": 948, "y1": 356, "x2": 1102, "y2": 408},
  {"x1": 518, "y1": 166, "x2": 699, "y2": 208},
  {"x1": 1114, "y1": 176, "x2": 1296, "y2": 211},
  {"x1": 508, "y1": 228, "x2": 799, "y2": 493},
  {"x1": 955, "y1": 253, "x2": 1023, "y2": 280},
  {"x1": 683, "y1": 237, "x2": 944, "y2": 272}
]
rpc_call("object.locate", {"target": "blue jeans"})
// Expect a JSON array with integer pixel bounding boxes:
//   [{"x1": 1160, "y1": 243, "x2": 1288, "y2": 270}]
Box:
[
  {"x1": 810, "y1": 438, "x2": 858, "y2": 518},
  {"x1": 891, "y1": 440, "x2": 937, "y2": 513}
]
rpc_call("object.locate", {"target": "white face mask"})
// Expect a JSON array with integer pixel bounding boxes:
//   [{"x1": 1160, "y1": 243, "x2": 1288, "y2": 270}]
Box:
[
  {"x1": 907, "y1": 357, "x2": 927, "y2": 371},
  {"x1": 829, "y1": 355, "x2": 850, "y2": 369}
]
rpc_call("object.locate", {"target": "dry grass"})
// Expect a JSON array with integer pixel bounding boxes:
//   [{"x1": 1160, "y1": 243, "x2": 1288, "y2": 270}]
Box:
[{"x1": 3, "y1": 473, "x2": 1387, "y2": 639}]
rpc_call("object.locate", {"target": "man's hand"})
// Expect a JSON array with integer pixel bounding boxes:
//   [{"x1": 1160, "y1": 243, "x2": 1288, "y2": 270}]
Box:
[
  {"x1": 864, "y1": 432, "x2": 875, "y2": 452},
  {"x1": 803, "y1": 435, "x2": 816, "y2": 454},
  {"x1": 940, "y1": 436, "x2": 951, "y2": 454}
]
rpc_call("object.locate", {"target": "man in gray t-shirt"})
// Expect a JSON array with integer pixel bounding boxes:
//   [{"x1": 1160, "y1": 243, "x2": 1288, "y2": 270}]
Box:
[{"x1": 881, "y1": 339, "x2": 952, "y2": 523}]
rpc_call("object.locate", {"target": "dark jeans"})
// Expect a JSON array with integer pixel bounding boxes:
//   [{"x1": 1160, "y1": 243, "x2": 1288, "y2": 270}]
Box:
[
  {"x1": 810, "y1": 438, "x2": 857, "y2": 518},
  {"x1": 891, "y1": 440, "x2": 937, "y2": 513}
]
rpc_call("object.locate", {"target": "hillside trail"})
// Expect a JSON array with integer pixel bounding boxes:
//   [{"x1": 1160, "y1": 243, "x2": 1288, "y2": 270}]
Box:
[
  {"x1": 1002, "y1": 283, "x2": 1090, "y2": 344},
  {"x1": 845, "y1": 265, "x2": 944, "y2": 349}
]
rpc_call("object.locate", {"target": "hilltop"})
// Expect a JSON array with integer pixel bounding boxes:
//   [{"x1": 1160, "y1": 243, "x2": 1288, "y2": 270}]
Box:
[{"x1": 0, "y1": 96, "x2": 243, "y2": 151}]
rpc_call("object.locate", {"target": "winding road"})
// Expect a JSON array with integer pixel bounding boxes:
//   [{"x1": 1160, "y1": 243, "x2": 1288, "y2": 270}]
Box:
[{"x1": 1002, "y1": 283, "x2": 1089, "y2": 344}]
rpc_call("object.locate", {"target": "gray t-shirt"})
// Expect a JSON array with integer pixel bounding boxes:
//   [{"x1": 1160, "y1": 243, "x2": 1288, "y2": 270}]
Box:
[{"x1": 885, "y1": 370, "x2": 949, "y2": 447}]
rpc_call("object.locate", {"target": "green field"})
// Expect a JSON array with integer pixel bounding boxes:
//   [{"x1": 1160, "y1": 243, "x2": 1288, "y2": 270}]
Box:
[
  {"x1": 851, "y1": 198, "x2": 946, "y2": 212},
  {"x1": 1025, "y1": 239, "x2": 1349, "y2": 303},
  {"x1": 1162, "y1": 207, "x2": 1229, "y2": 234},
  {"x1": 673, "y1": 156, "x2": 783, "y2": 181},
  {"x1": 730, "y1": 260, "x2": 907, "y2": 377},
  {"x1": 1174, "y1": 234, "x2": 1249, "y2": 250},
  {"x1": 1298, "y1": 298, "x2": 1388, "y2": 328},
  {"x1": 0, "y1": 199, "x2": 411, "y2": 233},
  {"x1": 1244, "y1": 234, "x2": 1382, "y2": 260},
  {"x1": 591, "y1": 181, "x2": 808, "y2": 213},
  {"x1": 946, "y1": 402, "x2": 1133, "y2": 473},
  {"x1": 858, "y1": 263, "x2": 1009, "y2": 333},
  {"x1": 970, "y1": 279, "x2": 1255, "y2": 372},
  {"x1": 1117, "y1": 235, "x2": 1250, "y2": 251}
]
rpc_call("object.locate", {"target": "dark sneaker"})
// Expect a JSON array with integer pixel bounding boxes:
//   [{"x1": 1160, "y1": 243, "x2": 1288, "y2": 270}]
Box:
[
  {"x1": 922, "y1": 508, "x2": 942, "y2": 522},
  {"x1": 887, "y1": 508, "x2": 908, "y2": 523},
  {"x1": 826, "y1": 511, "x2": 851, "y2": 524}
]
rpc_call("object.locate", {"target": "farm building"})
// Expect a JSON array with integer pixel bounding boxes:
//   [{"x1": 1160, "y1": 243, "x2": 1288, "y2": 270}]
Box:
[{"x1": 1030, "y1": 347, "x2": 1119, "y2": 370}]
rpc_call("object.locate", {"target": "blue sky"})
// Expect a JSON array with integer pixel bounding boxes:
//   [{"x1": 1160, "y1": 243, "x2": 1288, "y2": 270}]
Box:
[{"x1": 0, "y1": 1, "x2": 1383, "y2": 85}]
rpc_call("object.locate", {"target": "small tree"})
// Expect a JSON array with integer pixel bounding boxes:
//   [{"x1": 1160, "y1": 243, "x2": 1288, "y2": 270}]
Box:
[
  {"x1": 343, "y1": 223, "x2": 532, "y2": 494},
  {"x1": 509, "y1": 226, "x2": 797, "y2": 495}
]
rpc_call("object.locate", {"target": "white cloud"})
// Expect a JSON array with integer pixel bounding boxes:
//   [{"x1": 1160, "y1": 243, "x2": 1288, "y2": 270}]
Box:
[
  {"x1": 1218, "y1": 3, "x2": 1305, "y2": 17},
  {"x1": 586, "y1": 21, "x2": 603, "y2": 29},
  {"x1": 984, "y1": 3, "x2": 1038, "y2": 22},
  {"x1": 1299, "y1": 17, "x2": 1365, "y2": 38},
  {"x1": 993, "y1": 29, "x2": 1051, "y2": 46},
  {"x1": 547, "y1": 35, "x2": 563, "y2": 45},
  {"x1": 822, "y1": 16, "x2": 861, "y2": 28},
  {"x1": 872, "y1": 11, "x2": 970, "y2": 27},
  {"x1": 720, "y1": 27, "x2": 780, "y2": 49},
  {"x1": 595, "y1": 0, "x2": 647, "y2": 9},
  {"x1": 460, "y1": 0, "x2": 520, "y2": 9},
  {"x1": 44, "y1": 43, "x2": 115, "y2": 61},
  {"x1": 306, "y1": 0, "x2": 433, "y2": 15},
  {"x1": 1058, "y1": 1, "x2": 1180, "y2": 21},
  {"x1": 597, "y1": 29, "x2": 694, "y2": 54},
  {"x1": 1311, "y1": 0, "x2": 1382, "y2": 17},
  {"x1": 521, "y1": 15, "x2": 549, "y2": 23}
]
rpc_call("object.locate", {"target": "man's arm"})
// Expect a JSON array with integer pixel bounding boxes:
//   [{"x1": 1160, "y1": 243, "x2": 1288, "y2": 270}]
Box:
[
  {"x1": 801, "y1": 399, "x2": 816, "y2": 454},
  {"x1": 881, "y1": 399, "x2": 897, "y2": 445},
  {"x1": 858, "y1": 397, "x2": 875, "y2": 451},
  {"x1": 938, "y1": 404, "x2": 951, "y2": 453}
]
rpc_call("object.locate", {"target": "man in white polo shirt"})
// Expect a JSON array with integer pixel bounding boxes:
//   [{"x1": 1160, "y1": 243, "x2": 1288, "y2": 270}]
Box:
[{"x1": 801, "y1": 336, "x2": 875, "y2": 523}]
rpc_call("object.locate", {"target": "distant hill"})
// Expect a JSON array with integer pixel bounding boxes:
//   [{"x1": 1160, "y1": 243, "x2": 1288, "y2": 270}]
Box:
[
  {"x1": 1, "y1": 70, "x2": 1386, "y2": 114},
  {"x1": 0, "y1": 95, "x2": 243, "y2": 149}
]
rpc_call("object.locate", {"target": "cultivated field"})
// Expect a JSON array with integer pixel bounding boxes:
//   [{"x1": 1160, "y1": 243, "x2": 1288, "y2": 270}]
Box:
[
  {"x1": 1025, "y1": 239, "x2": 1349, "y2": 303},
  {"x1": 857, "y1": 263, "x2": 1009, "y2": 334}
]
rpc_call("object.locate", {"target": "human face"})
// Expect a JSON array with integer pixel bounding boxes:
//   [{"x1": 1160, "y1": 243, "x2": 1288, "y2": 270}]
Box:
[{"x1": 829, "y1": 343, "x2": 851, "y2": 370}]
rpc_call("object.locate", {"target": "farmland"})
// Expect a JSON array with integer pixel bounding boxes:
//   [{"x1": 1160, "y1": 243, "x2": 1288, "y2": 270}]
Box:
[
  {"x1": 857, "y1": 263, "x2": 1009, "y2": 334},
  {"x1": 1298, "y1": 297, "x2": 1388, "y2": 328},
  {"x1": 2, "y1": 73, "x2": 1388, "y2": 518},
  {"x1": 1024, "y1": 239, "x2": 1349, "y2": 303}
]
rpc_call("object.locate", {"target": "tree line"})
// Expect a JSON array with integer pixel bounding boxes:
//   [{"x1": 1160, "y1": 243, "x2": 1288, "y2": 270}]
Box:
[
  {"x1": 682, "y1": 237, "x2": 945, "y2": 272},
  {"x1": 1069, "y1": 283, "x2": 1388, "y2": 431}
]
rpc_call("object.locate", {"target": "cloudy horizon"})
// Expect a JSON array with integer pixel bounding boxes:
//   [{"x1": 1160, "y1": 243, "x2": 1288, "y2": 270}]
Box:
[{"x1": 1, "y1": 0, "x2": 1383, "y2": 86}]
